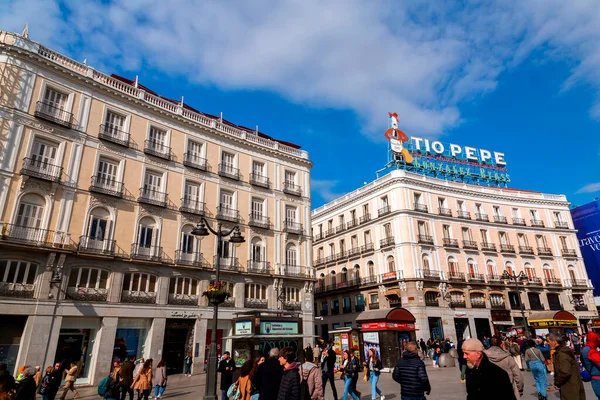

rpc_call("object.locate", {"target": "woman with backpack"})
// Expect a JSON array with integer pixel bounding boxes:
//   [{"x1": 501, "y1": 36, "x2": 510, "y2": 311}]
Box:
[
  {"x1": 364, "y1": 349, "x2": 384, "y2": 400},
  {"x1": 339, "y1": 350, "x2": 359, "y2": 400},
  {"x1": 525, "y1": 340, "x2": 548, "y2": 400},
  {"x1": 131, "y1": 359, "x2": 152, "y2": 400},
  {"x1": 153, "y1": 360, "x2": 167, "y2": 400}
]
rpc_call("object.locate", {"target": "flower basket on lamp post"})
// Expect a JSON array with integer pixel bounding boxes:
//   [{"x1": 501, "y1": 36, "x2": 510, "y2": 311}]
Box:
[{"x1": 203, "y1": 281, "x2": 231, "y2": 306}]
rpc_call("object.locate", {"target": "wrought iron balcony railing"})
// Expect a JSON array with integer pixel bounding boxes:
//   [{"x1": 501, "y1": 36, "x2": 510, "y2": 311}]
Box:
[
  {"x1": 215, "y1": 256, "x2": 241, "y2": 271},
  {"x1": 138, "y1": 187, "x2": 168, "y2": 207},
  {"x1": 538, "y1": 247, "x2": 553, "y2": 256},
  {"x1": 481, "y1": 242, "x2": 497, "y2": 252},
  {"x1": 414, "y1": 203, "x2": 428, "y2": 213},
  {"x1": 361, "y1": 242, "x2": 375, "y2": 253},
  {"x1": 218, "y1": 163, "x2": 240, "y2": 180},
  {"x1": 247, "y1": 260, "x2": 272, "y2": 274},
  {"x1": 336, "y1": 224, "x2": 346, "y2": 234},
  {"x1": 487, "y1": 274, "x2": 503, "y2": 283},
  {"x1": 216, "y1": 206, "x2": 240, "y2": 223},
  {"x1": 500, "y1": 244, "x2": 516, "y2": 253},
  {"x1": 359, "y1": 213, "x2": 371, "y2": 224},
  {"x1": 175, "y1": 251, "x2": 211, "y2": 269},
  {"x1": 417, "y1": 269, "x2": 442, "y2": 280},
  {"x1": 530, "y1": 219, "x2": 545, "y2": 227},
  {"x1": 21, "y1": 157, "x2": 62, "y2": 182},
  {"x1": 281, "y1": 265, "x2": 310, "y2": 277},
  {"x1": 90, "y1": 176, "x2": 124, "y2": 198},
  {"x1": 545, "y1": 277, "x2": 562, "y2": 286},
  {"x1": 78, "y1": 235, "x2": 116, "y2": 256},
  {"x1": 346, "y1": 219, "x2": 358, "y2": 229},
  {"x1": 443, "y1": 238, "x2": 459, "y2": 248},
  {"x1": 131, "y1": 244, "x2": 164, "y2": 261},
  {"x1": 380, "y1": 236, "x2": 395, "y2": 248},
  {"x1": 475, "y1": 213, "x2": 489, "y2": 222},
  {"x1": 245, "y1": 298, "x2": 268, "y2": 309},
  {"x1": 34, "y1": 101, "x2": 73, "y2": 128},
  {"x1": 168, "y1": 293, "x2": 199, "y2": 306},
  {"x1": 378, "y1": 206, "x2": 392, "y2": 217},
  {"x1": 2, "y1": 224, "x2": 67, "y2": 247},
  {"x1": 144, "y1": 140, "x2": 171, "y2": 160},
  {"x1": 183, "y1": 152, "x2": 207, "y2": 171},
  {"x1": 447, "y1": 272, "x2": 465, "y2": 281},
  {"x1": 562, "y1": 249, "x2": 578, "y2": 258},
  {"x1": 519, "y1": 246, "x2": 535, "y2": 254},
  {"x1": 511, "y1": 218, "x2": 526, "y2": 226},
  {"x1": 283, "y1": 181, "x2": 302, "y2": 196},
  {"x1": 99, "y1": 124, "x2": 130, "y2": 147},
  {"x1": 438, "y1": 207, "x2": 452, "y2": 217},
  {"x1": 347, "y1": 247, "x2": 361, "y2": 258},
  {"x1": 462, "y1": 240, "x2": 478, "y2": 250},
  {"x1": 568, "y1": 279, "x2": 588, "y2": 287},
  {"x1": 283, "y1": 301, "x2": 302, "y2": 311},
  {"x1": 180, "y1": 197, "x2": 205, "y2": 216},
  {"x1": 457, "y1": 211, "x2": 471, "y2": 219},
  {"x1": 0, "y1": 282, "x2": 35, "y2": 299},
  {"x1": 425, "y1": 298, "x2": 440, "y2": 307},
  {"x1": 121, "y1": 290, "x2": 157, "y2": 304},
  {"x1": 283, "y1": 221, "x2": 303, "y2": 235},
  {"x1": 418, "y1": 235, "x2": 434, "y2": 245},
  {"x1": 249, "y1": 173, "x2": 270, "y2": 189},
  {"x1": 554, "y1": 221, "x2": 569, "y2": 229},
  {"x1": 468, "y1": 273, "x2": 485, "y2": 282},
  {"x1": 494, "y1": 215, "x2": 508, "y2": 224},
  {"x1": 249, "y1": 213, "x2": 271, "y2": 229},
  {"x1": 324, "y1": 228, "x2": 335, "y2": 237},
  {"x1": 66, "y1": 287, "x2": 108, "y2": 302}
]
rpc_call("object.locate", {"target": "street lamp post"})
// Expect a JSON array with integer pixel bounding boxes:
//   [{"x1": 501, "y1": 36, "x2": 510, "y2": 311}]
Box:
[
  {"x1": 502, "y1": 270, "x2": 530, "y2": 339},
  {"x1": 191, "y1": 218, "x2": 245, "y2": 400}
]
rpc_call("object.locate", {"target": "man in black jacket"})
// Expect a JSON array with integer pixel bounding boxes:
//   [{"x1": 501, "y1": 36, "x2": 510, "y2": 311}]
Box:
[
  {"x1": 277, "y1": 347, "x2": 300, "y2": 400},
  {"x1": 321, "y1": 343, "x2": 338, "y2": 400},
  {"x1": 254, "y1": 348, "x2": 284, "y2": 400},
  {"x1": 0, "y1": 363, "x2": 15, "y2": 394},
  {"x1": 217, "y1": 352, "x2": 236, "y2": 400},
  {"x1": 462, "y1": 338, "x2": 516, "y2": 400},
  {"x1": 392, "y1": 341, "x2": 431, "y2": 399}
]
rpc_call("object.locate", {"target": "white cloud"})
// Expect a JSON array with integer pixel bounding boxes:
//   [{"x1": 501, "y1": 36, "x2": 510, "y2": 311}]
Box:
[
  {"x1": 311, "y1": 180, "x2": 346, "y2": 202},
  {"x1": 4, "y1": 0, "x2": 600, "y2": 138},
  {"x1": 576, "y1": 183, "x2": 600, "y2": 194}
]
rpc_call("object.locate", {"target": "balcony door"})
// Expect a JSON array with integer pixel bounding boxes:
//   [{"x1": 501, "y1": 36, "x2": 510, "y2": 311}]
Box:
[
  {"x1": 15, "y1": 196, "x2": 44, "y2": 229},
  {"x1": 252, "y1": 199, "x2": 264, "y2": 219},
  {"x1": 180, "y1": 226, "x2": 195, "y2": 255},
  {"x1": 220, "y1": 191, "x2": 233, "y2": 210},
  {"x1": 137, "y1": 218, "x2": 156, "y2": 250},
  {"x1": 188, "y1": 141, "x2": 203, "y2": 158},
  {"x1": 97, "y1": 158, "x2": 118, "y2": 188},
  {"x1": 286, "y1": 244, "x2": 297, "y2": 266},
  {"x1": 144, "y1": 172, "x2": 162, "y2": 195},
  {"x1": 43, "y1": 88, "x2": 67, "y2": 114},
  {"x1": 184, "y1": 182, "x2": 201, "y2": 204},
  {"x1": 31, "y1": 140, "x2": 58, "y2": 174},
  {"x1": 149, "y1": 127, "x2": 167, "y2": 150},
  {"x1": 286, "y1": 207, "x2": 297, "y2": 225},
  {"x1": 251, "y1": 239, "x2": 263, "y2": 262},
  {"x1": 104, "y1": 111, "x2": 125, "y2": 135}
]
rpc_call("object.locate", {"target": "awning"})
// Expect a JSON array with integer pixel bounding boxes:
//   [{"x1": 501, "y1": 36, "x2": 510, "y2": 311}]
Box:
[
  {"x1": 528, "y1": 311, "x2": 578, "y2": 328},
  {"x1": 356, "y1": 307, "x2": 416, "y2": 332}
]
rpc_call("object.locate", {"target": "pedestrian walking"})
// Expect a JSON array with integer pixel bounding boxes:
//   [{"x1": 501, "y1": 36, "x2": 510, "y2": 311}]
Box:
[
  {"x1": 217, "y1": 351, "x2": 236, "y2": 400},
  {"x1": 103, "y1": 375, "x2": 122, "y2": 400},
  {"x1": 299, "y1": 350, "x2": 323, "y2": 400},
  {"x1": 364, "y1": 348, "x2": 384, "y2": 400},
  {"x1": 525, "y1": 339, "x2": 548, "y2": 400},
  {"x1": 392, "y1": 341, "x2": 431, "y2": 400},
  {"x1": 119, "y1": 357, "x2": 135, "y2": 400},
  {"x1": 484, "y1": 336, "x2": 524, "y2": 399},
  {"x1": 312, "y1": 345, "x2": 321, "y2": 367},
  {"x1": 509, "y1": 338, "x2": 524, "y2": 371},
  {"x1": 304, "y1": 343, "x2": 313, "y2": 360},
  {"x1": 457, "y1": 337, "x2": 467, "y2": 383},
  {"x1": 419, "y1": 339, "x2": 427, "y2": 358},
  {"x1": 462, "y1": 338, "x2": 516, "y2": 400},
  {"x1": 582, "y1": 331, "x2": 600, "y2": 398},
  {"x1": 0, "y1": 363, "x2": 16, "y2": 395},
  {"x1": 39, "y1": 364, "x2": 62, "y2": 400},
  {"x1": 548, "y1": 333, "x2": 585, "y2": 400},
  {"x1": 131, "y1": 359, "x2": 152, "y2": 400},
  {"x1": 255, "y1": 348, "x2": 283, "y2": 400},
  {"x1": 339, "y1": 350, "x2": 359, "y2": 400},
  {"x1": 133, "y1": 359, "x2": 145, "y2": 383},
  {"x1": 277, "y1": 347, "x2": 300, "y2": 400},
  {"x1": 432, "y1": 347, "x2": 441, "y2": 368},
  {"x1": 232, "y1": 360, "x2": 255, "y2": 400},
  {"x1": 573, "y1": 334, "x2": 582, "y2": 355},
  {"x1": 33, "y1": 366, "x2": 42, "y2": 390},
  {"x1": 183, "y1": 353, "x2": 193, "y2": 377},
  {"x1": 59, "y1": 362, "x2": 79, "y2": 400},
  {"x1": 153, "y1": 360, "x2": 167, "y2": 400},
  {"x1": 320, "y1": 344, "x2": 338, "y2": 400},
  {"x1": 14, "y1": 366, "x2": 37, "y2": 400}
]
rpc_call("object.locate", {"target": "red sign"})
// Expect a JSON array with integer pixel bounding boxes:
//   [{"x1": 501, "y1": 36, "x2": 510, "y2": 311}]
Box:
[
  {"x1": 361, "y1": 322, "x2": 416, "y2": 331},
  {"x1": 383, "y1": 272, "x2": 396, "y2": 280},
  {"x1": 204, "y1": 329, "x2": 224, "y2": 361},
  {"x1": 593, "y1": 319, "x2": 600, "y2": 327}
]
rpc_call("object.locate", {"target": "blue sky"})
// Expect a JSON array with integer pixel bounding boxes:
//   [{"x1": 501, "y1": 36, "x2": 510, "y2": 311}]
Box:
[{"x1": 3, "y1": 0, "x2": 600, "y2": 209}]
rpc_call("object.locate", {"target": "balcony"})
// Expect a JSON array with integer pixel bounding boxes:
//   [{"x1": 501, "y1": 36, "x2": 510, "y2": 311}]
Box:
[
  {"x1": 378, "y1": 206, "x2": 392, "y2": 217},
  {"x1": 144, "y1": 140, "x2": 171, "y2": 160},
  {"x1": 216, "y1": 207, "x2": 240, "y2": 223},
  {"x1": 180, "y1": 197, "x2": 205, "y2": 216},
  {"x1": 282, "y1": 265, "x2": 310, "y2": 278},
  {"x1": 336, "y1": 224, "x2": 346, "y2": 234},
  {"x1": 491, "y1": 303, "x2": 506, "y2": 309},
  {"x1": 249, "y1": 173, "x2": 270, "y2": 189},
  {"x1": 359, "y1": 214, "x2": 371, "y2": 224},
  {"x1": 283, "y1": 221, "x2": 303, "y2": 235},
  {"x1": 414, "y1": 203, "x2": 428, "y2": 213},
  {"x1": 369, "y1": 303, "x2": 380, "y2": 310},
  {"x1": 494, "y1": 215, "x2": 508, "y2": 224},
  {"x1": 99, "y1": 124, "x2": 130, "y2": 147},
  {"x1": 175, "y1": 251, "x2": 211, "y2": 269},
  {"x1": 325, "y1": 255, "x2": 336, "y2": 264},
  {"x1": 78, "y1": 236, "x2": 115, "y2": 256},
  {"x1": 283, "y1": 301, "x2": 301, "y2": 311},
  {"x1": 34, "y1": 101, "x2": 73, "y2": 128},
  {"x1": 168, "y1": 294, "x2": 199, "y2": 306},
  {"x1": 468, "y1": 273, "x2": 485, "y2": 282},
  {"x1": 121, "y1": 290, "x2": 157, "y2": 304},
  {"x1": 447, "y1": 272, "x2": 465, "y2": 282},
  {"x1": 324, "y1": 229, "x2": 335, "y2": 238},
  {"x1": 380, "y1": 236, "x2": 395, "y2": 248},
  {"x1": 221, "y1": 298, "x2": 235, "y2": 308},
  {"x1": 283, "y1": 181, "x2": 302, "y2": 197},
  {"x1": 138, "y1": 187, "x2": 167, "y2": 207},
  {"x1": 562, "y1": 249, "x2": 578, "y2": 258},
  {"x1": 530, "y1": 219, "x2": 545, "y2": 228},
  {"x1": 314, "y1": 233, "x2": 324, "y2": 241},
  {"x1": 575, "y1": 305, "x2": 589, "y2": 311},
  {"x1": 347, "y1": 219, "x2": 358, "y2": 229},
  {"x1": 21, "y1": 157, "x2": 62, "y2": 182},
  {"x1": 419, "y1": 269, "x2": 442, "y2": 280},
  {"x1": 347, "y1": 247, "x2": 361, "y2": 258},
  {"x1": 314, "y1": 258, "x2": 326, "y2": 266},
  {"x1": 438, "y1": 207, "x2": 452, "y2": 217},
  {"x1": 247, "y1": 260, "x2": 272, "y2": 274},
  {"x1": 418, "y1": 235, "x2": 434, "y2": 245},
  {"x1": 361, "y1": 242, "x2": 375, "y2": 253},
  {"x1": 528, "y1": 277, "x2": 543, "y2": 285},
  {"x1": 0, "y1": 282, "x2": 35, "y2": 299},
  {"x1": 90, "y1": 176, "x2": 124, "y2": 198},
  {"x1": 218, "y1": 163, "x2": 240, "y2": 180},
  {"x1": 249, "y1": 213, "x2": 271, "y2": 229},
  {"x1": 519, "y1": 246, "x2": 535, "y2": 255},
  {"x1": 1, "y1": 224, "x2": 65, "y2": 247},
  {"x1": 462, "y1": 240, "x2": 478, "y2": 250},
  {"x1": 425, "y1": 298, "x2": 439, "y2": 307},
  {"x1": 569, "y1": 279, "x2": 588, "y2": 288},
  {"x1": 555, "y1": 221, "x2": 569, "y2": 229},
  {"x1": 457, "y1": 211, "x2": 471, "y2": 220},
  {"x1": 512, "y1": 218, "x2": 526, "y2": 226},
  {"x1": 471, "y1": 301, "x2": 487, "y2": 309},
  {"x1": 244, "y1": 298, "x2": 268, "y2": 309},
  {"x1": 215, "y1": 256, "x2": 241, "y2": 272},
  {"x1": 131, "y1": 244, "x2": 163, "y2": 261},
  {"x1": 545, "y1": 277, "x2": 562, "y2": 286},
  {"x1": 450, "y1": 300, "x2": 467, "y2": 308},
  {"x1": 66, "y1": 287, "x2": 108, "y2": 302},
  {"x1": 183, "y1": 152, "x2": 208, "y2": 171},
  {"x1": 476, "y1": 213, "x2": 489, "y2": 222},
  {"x1": 487, "y1": 274, "x2": 504, "y2": 284},
  {"x1": 443, "y1": 238, "x2": 459, "y2": 248},
  {"x1": 500, "y1": 244, "x2": 516, "y2": 253},
  {"x1": 336, "y1": 251, "x2": 347, "y2": 261},
  {"x1": 481, "y1": 242, "x2": 497, "y2": 252},
  {"x1": 538, "y1": 247, "x2": 553, "y2": 256}
]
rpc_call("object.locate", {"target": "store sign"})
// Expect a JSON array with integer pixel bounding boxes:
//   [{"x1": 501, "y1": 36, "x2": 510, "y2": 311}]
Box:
[
  {"x1": 383, "y1": 272, "x2": 396, "y2": 280},
  {"x1": 410, "y1": 137, "x2": 506, "y2": 166},
  {"x1": 529, "y1": 319, "x2": 578, "y2": 328},
  {"x1": 361, "y1": 322, "x2": 415, "y2": 331},
  {"x1": 491, "y1": 310, "x2": 512, "y2": 322},
  {"x1": 259, "y1": 321, "x2": 299, "y2": 335},
  {"x1": 235, "y1": 320, "x2": 253, "y2": 335},
  {"x1": 592, "y1": 319, "x2": 600, "y2": 327},
  {"x1": 170, "y1": 311, "x2": 199, "y2": 319}
]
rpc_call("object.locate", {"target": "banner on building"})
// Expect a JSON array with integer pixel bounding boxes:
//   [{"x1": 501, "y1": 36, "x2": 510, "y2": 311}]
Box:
[{"x1": 571, "y1": 200, "x2": 600, "y2": 296}]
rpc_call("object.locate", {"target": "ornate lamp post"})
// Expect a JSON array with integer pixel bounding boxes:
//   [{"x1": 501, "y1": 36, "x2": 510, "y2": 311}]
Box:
[
  {"x1": 502, "y1": 270, "x2": 530, "y2": 339},
  {"x1": 191, "y1": 218, "x2": 244, "y2": 400}
]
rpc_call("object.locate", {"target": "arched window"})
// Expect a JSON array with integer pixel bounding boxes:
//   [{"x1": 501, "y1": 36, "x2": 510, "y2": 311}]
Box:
[
  {"x1": 284, "y1": 287, "x2": 300, "y2": 302},
  {"x1": 568, "y1": 265, "x2": 577, "y2": 281},
  {"x1": 543, "y1": 264, "x2": 554, "y2": 281},
  {"x1": 367, "y1": 261, "x2": 375, "y2": 278},
  {"x1": 422, "y1": 255, "x2": 431, "y2": 273},
  {"x1": 179, "y1": 225, "x2": 197, "y2": 254},
  {"x1": 450, "y1": 291, "x2": 466, "y2": 307},
  {"x1": 67, "y1": 267, "x2": 109, "y2": 301},
  {"x1": 490, "y1": 293, "x2": 505, "y2": 308},
  {"x1": 470, "y1": 292, "x2": 486, "y2": 308},
  {"x1": 122, "y1": 272, "x2": 158, "y2": 304},
  {"x1": 14, "y1": 193, "x2": 45, "y2": 228},
  {"x1": 0, "y1": 260, "x2": 38, "y2": 298},
  {"x1": 134, "y1": 217, "x2": 159, "y2": 258},
  {"x1": 387, "y1": 256, "x2": 395, "y2": 273},
  {"x1": 524, "y1": 263, "x2": 535, "y2": 279},
  {"x1": 486, "y1": 260, "x2": 496, "y2": 278},
  {"x1": 318, "y1": 274, "x2": 325, "y2": 290},
  {"x1": 330, "y1": 271, "x2": 337, "y2": 287},
  {"x1": 340, "y1": 267, "x2": 348, "y2": 283},
  {"x1": 245, "y1": 283, "x2": 267, "y2": 308},
  {"x1": 81, "y1": 207, "x2": 114, "y2": 253},
  {"x1": 168, "y1": 277, "x2": 199, "y2": 306},
  {"x1": 285, "y1": 243, "x2": 297, "y2": 266},
  {"x1": 505, "y1": 261, "x2": 514, "y2": 277},
  {"x1": 467, "y1": 258, "x2": 477, "y2": 278},
  {"x1": 251, "y1": 237, "x2": 265, "y2": 263},
  {"x1": 353, "y1": 264, "x2": 361, "y2": 281},
  {"x1": 448, "y1": 257, "x2": 458, "y2": 276}
]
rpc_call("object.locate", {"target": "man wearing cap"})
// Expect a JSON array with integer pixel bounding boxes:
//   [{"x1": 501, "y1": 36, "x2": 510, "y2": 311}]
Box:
[{"x1": 462, "y1": 338, "x2": 516, "y2": 400}]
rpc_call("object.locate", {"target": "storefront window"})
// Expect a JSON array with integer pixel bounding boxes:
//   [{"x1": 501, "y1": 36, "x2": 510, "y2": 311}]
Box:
[
  {"x1": 55, "y1": 328, "x2": 96, "y2": 381},
  {"x1": 113, "y1": 328, "x2": 148, "y2": 363},
  {"x1": 0, "y1": 315, "x2": 27, "y2": 374}
]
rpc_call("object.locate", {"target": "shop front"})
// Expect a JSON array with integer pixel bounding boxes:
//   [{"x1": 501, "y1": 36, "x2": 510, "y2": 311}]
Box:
[
  {"x1": 54, "y1": 317, "x2": 100, "y2": 385},
  {"x1": 528, "y1": 311, "x2": 579, "y2": 336},
  {"x1": 113, "y1": 318, "x2": 151, "y2": 363},
  {"x1": 356, "y1": 307, "x2": 417, "y2": 370},
  {"x1": 490, "y1": 310, "x2": 514, "y2": 336},
  {"x1": 163, "y1": 319, "x2": 195, "y2": 375}
]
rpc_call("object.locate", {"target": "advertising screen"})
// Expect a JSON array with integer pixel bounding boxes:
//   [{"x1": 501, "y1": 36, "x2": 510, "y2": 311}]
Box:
[{"x1": 571, "y1": 200, "x2": 600, "y2": 296}]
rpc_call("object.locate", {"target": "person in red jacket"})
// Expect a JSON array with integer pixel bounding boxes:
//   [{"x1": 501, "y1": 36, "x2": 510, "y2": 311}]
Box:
[{"x1": 582, "y1": 331, "x2": 600, "y2": 397}]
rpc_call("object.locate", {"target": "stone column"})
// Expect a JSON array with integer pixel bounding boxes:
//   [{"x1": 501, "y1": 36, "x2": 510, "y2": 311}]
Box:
[
  {"x1": 92, "y1": 317, "x2": 118, "y2": 385},
  {"x1": 147, "y1": 318, "x2": 166, "y2": 361},
  {"x1": 16, "y1": 313, "x2": 63, "y2": 372},
  {"x1": 234, "y1": 282, "x2": 245, "y2": 308},
  {"x1": 108, "y1": 272, "x2": 123, "y2": 302},
  {"x1": 156, "y1": 276, "x2": 169, "y2": 305},
  {"x1": 194, "y1": 318, "x2": 208, "y2": 373}
]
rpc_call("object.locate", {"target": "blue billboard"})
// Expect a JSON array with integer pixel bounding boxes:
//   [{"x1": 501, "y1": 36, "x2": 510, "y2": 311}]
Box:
[{"x1": 571, "y1": 200, "x2": 600, "y2": 296}]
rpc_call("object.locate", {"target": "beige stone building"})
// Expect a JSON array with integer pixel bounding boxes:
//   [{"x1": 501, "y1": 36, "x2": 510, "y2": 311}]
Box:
[
  {"x1": 0, "y1": 30, "x2": 313, "y2": 382},
  {"x1": 312, "y1": 169, "x2": 597, "y2": 343}
]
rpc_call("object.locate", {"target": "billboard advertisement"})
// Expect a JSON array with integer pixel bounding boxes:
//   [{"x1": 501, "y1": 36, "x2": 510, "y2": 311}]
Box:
[{"x1": 571, "y1": 200, "x2": 600, "y2": 296}]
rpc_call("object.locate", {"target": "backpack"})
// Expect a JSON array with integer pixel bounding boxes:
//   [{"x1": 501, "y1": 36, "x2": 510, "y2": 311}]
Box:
[
  {"x1": 97, "y1": 376, "x2": 111, "y2": 397},
  {"x1": 509, "y1": 343, "x2": 520, "y2": 357},
  {"x1": 299, "y1": 366, "x2": 312, "y2": 400},
  {"x1": 38, "y1": 374, "x2": 51, "y2": 395}
]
